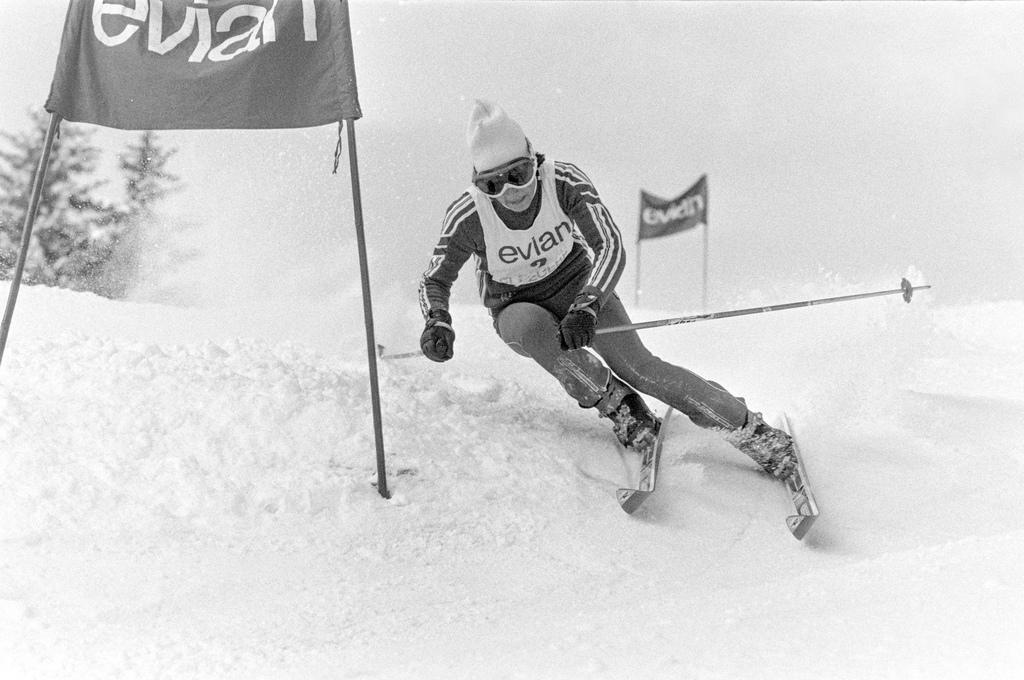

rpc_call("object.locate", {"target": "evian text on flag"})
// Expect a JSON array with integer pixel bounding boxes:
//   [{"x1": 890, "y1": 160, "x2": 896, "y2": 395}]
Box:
[
  {"x1": 91, "y1": 0, "x2": 320, "y2": 62},
  {"x1": 641, "y1": 194, "x2": 705, "y2": 227}
]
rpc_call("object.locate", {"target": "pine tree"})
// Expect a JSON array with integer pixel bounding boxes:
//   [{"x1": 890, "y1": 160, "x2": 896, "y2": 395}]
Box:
[
  {"x1": 121, "y1": 131, "x2": 181, "y2": 212},
  {"x1": 98, "y1": 130, "x2": 185, "y2": 298},
  {"x1": 0, "y1": 108, "x2": 122, "y2": 294}
]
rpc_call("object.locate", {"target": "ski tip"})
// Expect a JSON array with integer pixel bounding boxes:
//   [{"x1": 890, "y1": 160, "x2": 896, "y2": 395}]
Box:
[
  {"x1": 786, "y1": 513, "x2": 818, "y2": 540},
  {"x1": 776, "y1": 412, "x2": 793, "y2": 436},
  {"x1": 617, "y1": 488, "x2": 650, "y2": 515}
]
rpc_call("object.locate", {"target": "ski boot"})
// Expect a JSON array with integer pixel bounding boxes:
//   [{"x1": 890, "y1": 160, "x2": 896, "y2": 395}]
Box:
[
  {"x1": 594, "y1": 377, "x2": 661, "y2": 457},
  {"x1": 725, "y1": 411, "x2": 798, "y2": 481}
]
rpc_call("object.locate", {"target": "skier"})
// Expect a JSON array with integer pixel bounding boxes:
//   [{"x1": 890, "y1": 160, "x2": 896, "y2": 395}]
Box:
[{"x1": 418, "y1": 100, "x2": 796, "y2": 480}]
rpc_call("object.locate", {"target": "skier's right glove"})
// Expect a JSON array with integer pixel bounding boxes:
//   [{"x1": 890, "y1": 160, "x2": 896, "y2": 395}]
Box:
[
  {"x1": 558, "y1": 289, "x2": 601, "y2": 351},
  {"x1": 420, "y1": 308, "x2": 455, "y2": 362}
]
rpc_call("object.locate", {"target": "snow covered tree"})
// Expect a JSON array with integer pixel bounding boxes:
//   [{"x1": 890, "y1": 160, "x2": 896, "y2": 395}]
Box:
[
  {"x1": 0, "y1": 108, "x2": 121, "y2": 294},
  {"x1": 121, "y1": 131, "x2": 181, "y2": 212},
  {"x1": 0, "y1": 113, "x2": 186, "y2": 299},
  {"x1": 96, "y1": 130, "x2": 186, "y2": 298}
]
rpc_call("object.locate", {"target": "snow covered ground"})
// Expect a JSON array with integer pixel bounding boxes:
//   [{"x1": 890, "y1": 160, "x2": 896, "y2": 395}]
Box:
[{"x1": 1, "y1": 278, "x2": 1023, "y2": 679}]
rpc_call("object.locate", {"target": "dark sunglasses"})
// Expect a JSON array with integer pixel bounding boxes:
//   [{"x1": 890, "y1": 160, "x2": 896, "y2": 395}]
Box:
[{"x1": 472, "y1": 156, "x2": 537, "y2": 196}]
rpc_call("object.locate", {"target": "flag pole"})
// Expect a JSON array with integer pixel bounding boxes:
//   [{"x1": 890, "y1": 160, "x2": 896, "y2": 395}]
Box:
[
  {"x1": 700, "y1": 175, "x2": 708, "y2": 313},
  {"x1": 0, "y1": 112, "x2": 61, "y2": 369},
  {"x1": 702, "y1": 221, "x2": 708, "y2": 311},
  {"x1": 635, "y1": 236, "x2": 642, "y2": 309},
  {"x1": 702, "y1": 178, "x2": 709, "y2": 311},
  {"x1": 344, "y1": 118, "x2": 390, "y2": 500},
  {"x1": 635, "y1": 190, "x2": 643, "y2": 308}
]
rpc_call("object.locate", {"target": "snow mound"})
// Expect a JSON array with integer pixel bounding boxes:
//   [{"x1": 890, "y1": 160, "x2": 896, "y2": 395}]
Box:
[{"x1": 1, "y1": 282, "x2": 1023, "y2": 679}]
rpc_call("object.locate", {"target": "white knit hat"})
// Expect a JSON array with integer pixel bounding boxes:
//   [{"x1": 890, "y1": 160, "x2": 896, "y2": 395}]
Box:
[{"x1": 466, "y1": 100, "x2": 529, "y2": 172}]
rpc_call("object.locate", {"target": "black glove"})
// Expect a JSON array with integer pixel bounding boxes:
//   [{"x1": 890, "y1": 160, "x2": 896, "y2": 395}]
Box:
[
  {"x1": 558, "y1": 290, "x2": 601, "y2": 351},
  {"x1": 420, "y1": 309, "x2": 455, "y2": 362}
]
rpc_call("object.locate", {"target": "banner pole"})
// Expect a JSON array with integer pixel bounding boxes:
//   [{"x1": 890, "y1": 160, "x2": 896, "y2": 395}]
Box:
[
  {"x1": 0, "y1": 112, "x2": 61, "y2": 370},
  {"x1": 344, "y1": 118, "x2": 390, "y2": 500},
  {"x1": 635, "y1": 237, "x2": 642, "y2": 309},
  {"x1": 702, "y1": 224, "x2": 708, "y2": 312},
  {"x1": 635, "y1": 191, "x2": 642, "y2": 308},
  {"x1": 702, "y1": 175, "x2": 708, "y2": 311}
]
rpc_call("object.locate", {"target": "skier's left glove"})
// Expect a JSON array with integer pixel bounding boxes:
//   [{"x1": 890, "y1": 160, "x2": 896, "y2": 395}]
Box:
[{"x1": 558, "y1": 289, "x2": 601, "y2": 351}]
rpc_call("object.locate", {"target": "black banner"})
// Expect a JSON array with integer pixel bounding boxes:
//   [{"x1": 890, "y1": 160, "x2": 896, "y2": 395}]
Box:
[{"x1": 46, "y1": 0, "x2": 361, "y2": 130}]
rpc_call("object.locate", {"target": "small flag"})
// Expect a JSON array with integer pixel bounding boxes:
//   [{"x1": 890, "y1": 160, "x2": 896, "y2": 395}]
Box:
[
  {"x1": 45, "y1": 0, "x2": 361, "y2": 130},
  {"x1": 638, "y1": 175, "x2": 707, "y2": 241}
]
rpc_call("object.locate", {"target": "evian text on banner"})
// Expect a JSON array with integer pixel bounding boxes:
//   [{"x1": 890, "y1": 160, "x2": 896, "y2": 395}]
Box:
[{"x1": 90, "y1": 0, "x2": 319, "y2": 62}]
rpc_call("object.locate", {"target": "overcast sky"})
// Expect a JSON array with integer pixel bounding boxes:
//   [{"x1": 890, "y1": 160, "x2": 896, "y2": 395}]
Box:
[{"x1": 2, "y1": 1, "x2": 1023, "y2": 316}]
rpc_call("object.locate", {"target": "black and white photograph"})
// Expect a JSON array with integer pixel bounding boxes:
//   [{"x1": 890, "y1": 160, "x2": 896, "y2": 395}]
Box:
[{"x1": 1, "y1": 1, "x2": 1022, "y2": 678}]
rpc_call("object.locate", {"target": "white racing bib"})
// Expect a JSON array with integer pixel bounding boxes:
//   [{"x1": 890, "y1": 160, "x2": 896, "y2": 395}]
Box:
[{"x1": 470, "y1": 160, "x2": 580, "y2": 286}]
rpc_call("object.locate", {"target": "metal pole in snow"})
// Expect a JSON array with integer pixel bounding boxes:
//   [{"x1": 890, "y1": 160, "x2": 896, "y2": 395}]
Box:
[
  {"x1": 344, "y1": 119, "x2": 390, "y2": 500},
  {"x1": 0, "y1": 112, "x2": 61, "y2": 370}
]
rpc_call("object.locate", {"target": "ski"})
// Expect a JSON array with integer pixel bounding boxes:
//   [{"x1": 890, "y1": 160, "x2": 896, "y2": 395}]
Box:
[
  {"x1": 777, "y1": 413, "x2": 819, "y2": 540},
  {"x1": 617, "y1": 407, "x2": 674, "y2": 514}
]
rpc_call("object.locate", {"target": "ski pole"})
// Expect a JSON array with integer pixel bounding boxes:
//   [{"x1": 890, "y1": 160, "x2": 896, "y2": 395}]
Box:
[
  {"x1": 596, "y1": 278, "x2": 931, "y2": 336},
  {"x1": 377, "y1": 344, "x2": 423, "y2": 361}
]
